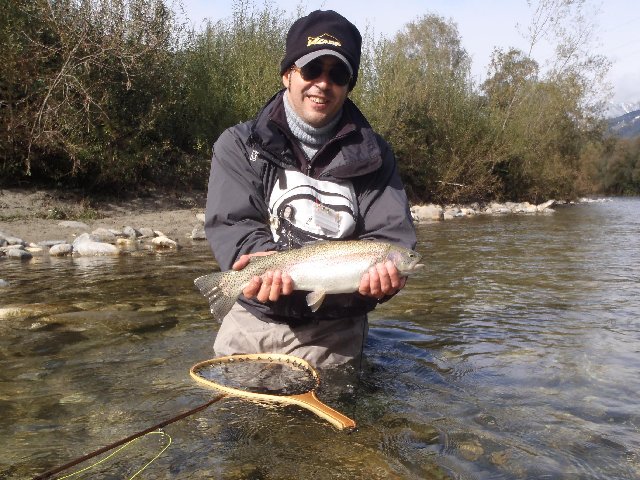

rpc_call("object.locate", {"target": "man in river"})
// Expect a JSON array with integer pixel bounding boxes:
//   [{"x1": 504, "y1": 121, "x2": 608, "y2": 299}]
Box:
[{"x1": 204, "y1": 10, "x2": 416, "y2": 367}]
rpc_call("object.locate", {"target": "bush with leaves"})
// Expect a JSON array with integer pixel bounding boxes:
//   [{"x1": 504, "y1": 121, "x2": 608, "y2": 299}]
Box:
[{"x1": 0, "y1": 0, "x2": 616, "y2": 202}]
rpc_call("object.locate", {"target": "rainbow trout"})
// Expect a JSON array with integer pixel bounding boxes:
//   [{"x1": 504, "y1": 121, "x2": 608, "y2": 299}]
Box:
[{"x1": 194, "y1": 240, "x2": 423, "y2": 320}]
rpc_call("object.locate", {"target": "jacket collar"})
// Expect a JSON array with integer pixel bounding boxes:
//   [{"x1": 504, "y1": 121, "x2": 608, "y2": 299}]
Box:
[{"x1": 249, "y1": 90, "x2": 383, "y2": 179}]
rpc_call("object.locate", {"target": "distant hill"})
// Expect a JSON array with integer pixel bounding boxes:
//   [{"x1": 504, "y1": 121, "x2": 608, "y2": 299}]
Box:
[{"x1": 608, "y1": 109, "x2": 640, "y2": 138}]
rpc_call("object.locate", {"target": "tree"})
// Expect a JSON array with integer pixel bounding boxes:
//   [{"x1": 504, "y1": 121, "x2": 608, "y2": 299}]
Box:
[
  {"x1": 478, "y1": 0, "x2": 610, "y2": 201},
  {"x1": 356, "y1": 14, "x2": 498, "y2": 203}
]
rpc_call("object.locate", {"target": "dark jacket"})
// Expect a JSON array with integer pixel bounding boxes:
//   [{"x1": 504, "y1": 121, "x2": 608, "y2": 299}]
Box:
[{"x1": 204, "y1": 90, "x2": 416, "y2": 323}]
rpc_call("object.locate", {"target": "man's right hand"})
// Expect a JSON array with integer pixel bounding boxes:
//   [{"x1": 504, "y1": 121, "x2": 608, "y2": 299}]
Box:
[{"x1": 232, "y1": 251, "x2": 294, "y2": 303}]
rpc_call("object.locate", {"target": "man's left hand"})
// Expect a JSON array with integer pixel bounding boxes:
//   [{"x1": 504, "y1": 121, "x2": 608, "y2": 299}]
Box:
[{"x1": 358, "y1": 260, "x2": 407, "y2": 300}]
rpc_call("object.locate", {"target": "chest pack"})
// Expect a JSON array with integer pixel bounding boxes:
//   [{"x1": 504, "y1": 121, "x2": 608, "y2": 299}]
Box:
[{"x1": 268, "y1": 170, "x2": 358, "y2": 248}]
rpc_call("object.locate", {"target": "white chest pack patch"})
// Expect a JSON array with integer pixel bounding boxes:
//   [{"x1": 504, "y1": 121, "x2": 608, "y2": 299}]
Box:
[{"x1": 268, "y1": 170, "x2": 358, "y2": 243}]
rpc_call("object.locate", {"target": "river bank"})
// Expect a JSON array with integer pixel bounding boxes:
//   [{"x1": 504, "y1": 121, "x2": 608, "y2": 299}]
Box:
[
  {"x1": 0, "y1": 187, "x2": 607, "y2": 259},
  {"x1": 0, "y1": 188, "x2": 207, "y2": 247}
]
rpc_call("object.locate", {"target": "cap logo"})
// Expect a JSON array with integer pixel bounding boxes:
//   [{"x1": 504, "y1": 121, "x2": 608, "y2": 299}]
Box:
[{"x1": 307, "y1": 33, "x2": 341, "y2": 47}]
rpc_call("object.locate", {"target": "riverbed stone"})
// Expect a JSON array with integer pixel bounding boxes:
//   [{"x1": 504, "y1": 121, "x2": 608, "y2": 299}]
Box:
[
  {"x1": 152, "y1": 235, "x2": 177, "y2": 248},
  {"x1": 191, "y1": 224, "x2": 206, "y2": 240},
  {"x1": 138, "y1": 227, "x2": 155, "y2": 238},
  {"x1": 37, "y1": 240, "x2": 67, "y2": 247},
  {"x1": 0, "y1": 304, "x2": 62, "y2": 320},
  {"x1": 72, "y1": 232, "x2": 104, "y2": 248},
  {"x1": 25, "y1": 246, "x2": 45, "y2": 255},
  {"x1": 90, "y1": 228, "x2": 117, "y2": 244},
  {"x1": 458, "y1": 438, "x2": 484, "y2": 461},
  {"x1": 411, "y1": 204, "x2": 444, "y2": 221},
  {"x1": 1, "y1": 245, "x2": 24, "y2": 253},
  {"x1": 536, "y1": 199, "x2": 556, "y2": 211},
  {"x1": 0, "y1": 234, "x2": 26, "y2": 246},
  {"x1": 50, "y1": 243, "x2": 74, "y2": 256},
  {"x1": 59, "y1": 392, "x2": 97, "y2": 404},
  {"x1": 74, "y1": 240, "x2": 120, "y2": 256},
  {"x1": 0, "y1": 279, "x2": 9, "y2": 287},
  {"x1": 486, "y1": 202, "x2": 511, "y2": 214},
  {"x1": 503, "y1": 201, "x2": 535, "y2": 213},
  {"x1": 490, "y1": 450, "x2": 510, "y2": 466},
  {"x1": 122, "y1": 226, "x2": 140, "y2": 238},
  {"x1": 5, "y1": 248, "x2": 32, "y2": 260},
  {"x1": 115, "y1": 237, "x2": 137, "y2": 248},
  {"x1": 444, "y1": 206, "x2": 467, "y2": 219}
]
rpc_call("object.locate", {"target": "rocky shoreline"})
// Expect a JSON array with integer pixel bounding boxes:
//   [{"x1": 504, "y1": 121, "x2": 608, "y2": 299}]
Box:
[
  {"x1": 0, "y1": 199, "x2": 557, "y2": 261},
  {"x1": 0, "y1": 218, "x2": 206, "y2": 260},
  {"x1": 0, "y1": 187, "x2": 609, "y2": 287},
  {"x1": 410, "y1": 199, "x2": 559, "y2": 222}
]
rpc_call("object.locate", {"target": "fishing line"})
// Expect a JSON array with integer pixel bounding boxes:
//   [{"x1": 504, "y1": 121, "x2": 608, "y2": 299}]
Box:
[
  {"x1": 33, "y1": 395, "x2": 223, "y2": 480},
  {"x1": 55, "y1": 431, "x2": 171, "y2": 480}
]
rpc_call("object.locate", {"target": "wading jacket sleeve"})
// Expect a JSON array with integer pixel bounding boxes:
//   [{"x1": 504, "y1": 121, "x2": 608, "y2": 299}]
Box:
[{"x1": 204, "y1": 91, "x2": 416, "y2": 323}]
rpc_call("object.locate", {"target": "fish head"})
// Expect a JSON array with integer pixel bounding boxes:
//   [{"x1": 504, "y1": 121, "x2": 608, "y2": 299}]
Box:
[{"x1": 386, "y1": 245, "x2": 424, "y2": 275}]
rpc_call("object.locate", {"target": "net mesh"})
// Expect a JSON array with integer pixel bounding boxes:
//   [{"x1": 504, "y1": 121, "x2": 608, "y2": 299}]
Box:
[{"x1": 195, "y1": 357, "x2": 318, "y2": 396}]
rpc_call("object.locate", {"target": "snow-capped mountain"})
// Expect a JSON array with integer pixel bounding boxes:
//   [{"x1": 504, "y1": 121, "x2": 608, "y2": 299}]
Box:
[
  {"x1": 608, "y1": 108, "x2": 640, "y2": 138},
  {"x1": 607, "y1": 100, "x2": 640, "y2": 119}
]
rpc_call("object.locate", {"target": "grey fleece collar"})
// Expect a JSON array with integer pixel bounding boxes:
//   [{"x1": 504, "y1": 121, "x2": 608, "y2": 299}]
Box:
[{"x1": 283, "y1": 92, "x2": 342, "y2": 160}]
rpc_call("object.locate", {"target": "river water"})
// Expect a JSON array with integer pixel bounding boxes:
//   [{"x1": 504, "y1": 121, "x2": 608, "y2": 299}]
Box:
[{"x1": 1, "y1": 198, "x2": 639, "y2": 479}]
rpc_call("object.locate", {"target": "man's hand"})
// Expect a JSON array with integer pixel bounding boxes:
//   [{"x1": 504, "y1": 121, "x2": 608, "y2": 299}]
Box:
[
  {"x1": 358, "y1": 260, "x2": 406, "y2": 300},
  {"x1": 232, "y1": 251, "x2": 294, "y2": 303}
]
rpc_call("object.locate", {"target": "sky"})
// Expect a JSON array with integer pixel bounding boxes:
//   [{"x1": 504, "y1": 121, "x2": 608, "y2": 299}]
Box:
[{"x1": 179, "y1": 0, "x2": 640, "y2": 107}]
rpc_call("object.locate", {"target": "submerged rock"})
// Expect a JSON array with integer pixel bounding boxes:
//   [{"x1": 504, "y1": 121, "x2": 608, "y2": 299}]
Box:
[
  {"x1": 0, "y1": 303, "x2": 66, "y2": 320},
  {"x1": 458, "y1": 438, "x2": 484, "y2": 461}
]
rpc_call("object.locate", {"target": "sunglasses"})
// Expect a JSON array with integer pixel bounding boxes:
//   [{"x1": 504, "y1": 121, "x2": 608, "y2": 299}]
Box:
[{"x1": 292, "y1": 59, "x2": 352, "y2": 87}]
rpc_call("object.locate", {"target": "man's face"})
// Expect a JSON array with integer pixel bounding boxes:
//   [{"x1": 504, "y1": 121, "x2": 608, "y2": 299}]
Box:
[{"x1": 282, "y1": 56, "x2": 350, "y2": 128}]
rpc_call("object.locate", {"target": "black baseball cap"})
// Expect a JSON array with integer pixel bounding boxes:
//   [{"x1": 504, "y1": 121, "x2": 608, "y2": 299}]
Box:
[{"x1": 280, "y1": 10, "x2": 362, "y2": 90}]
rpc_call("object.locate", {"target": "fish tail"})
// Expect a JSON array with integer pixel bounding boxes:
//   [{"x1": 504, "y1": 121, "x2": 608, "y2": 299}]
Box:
[{"x1": 194, "y1": 271, "x2": 238, "y2": 321}]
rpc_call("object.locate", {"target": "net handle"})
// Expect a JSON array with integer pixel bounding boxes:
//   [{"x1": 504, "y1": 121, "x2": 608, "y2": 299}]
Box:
[
  {"x1": 190, "y1": 353, "x2": 356, "y2": 431},
  {"x1": 286, "y1": 391, "x2": 356, "y2": 430}
]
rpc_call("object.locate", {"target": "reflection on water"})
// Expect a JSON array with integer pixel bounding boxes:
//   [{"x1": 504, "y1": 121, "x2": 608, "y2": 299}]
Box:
[{"x1": 1, "y1": 198, "x2": 639, "y2": 479}]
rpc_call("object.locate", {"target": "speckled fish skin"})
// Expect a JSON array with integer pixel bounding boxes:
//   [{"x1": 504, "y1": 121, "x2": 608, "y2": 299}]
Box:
[{"x1": 194, "y1": 240, "x2": 423, "y2": 321}]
